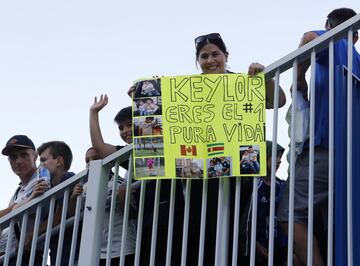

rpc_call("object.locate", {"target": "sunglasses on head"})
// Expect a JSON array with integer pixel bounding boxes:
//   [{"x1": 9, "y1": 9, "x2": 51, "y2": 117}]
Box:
[{"x1": 194, "y1": 33, "x2": 222, "y2": 47}]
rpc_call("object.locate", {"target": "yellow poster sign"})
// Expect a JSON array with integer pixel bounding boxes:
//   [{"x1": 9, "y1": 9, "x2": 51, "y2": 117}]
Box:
[{"x1": 132, "y1": 73, "x2": 266, "y2": 180}]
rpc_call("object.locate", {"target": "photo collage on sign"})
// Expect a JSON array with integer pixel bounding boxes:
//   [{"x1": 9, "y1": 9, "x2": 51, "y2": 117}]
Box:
[
  {"x1": 132, "y1": 79, "x2": 165, "y2": 178},
  {"x1": 175, "y1": 140, "x2": 234, "y2": 178}
]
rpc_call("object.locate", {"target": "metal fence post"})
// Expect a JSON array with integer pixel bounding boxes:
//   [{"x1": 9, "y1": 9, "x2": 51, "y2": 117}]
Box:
[
  {"x1": 78, "y1": 160, "x2": 109, "y2": 266},
  {"x1": 215, "y1": 178, "x2": 230, "y2": 266}
]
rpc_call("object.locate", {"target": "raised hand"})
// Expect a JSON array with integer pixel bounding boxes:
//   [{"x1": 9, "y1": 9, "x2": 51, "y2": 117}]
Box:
[
  {"x1": 248, "y1": 62, "x2": 265, "y2": 76},
  {"x1": 90, "y1": 94, "x2": 109, "y2": 113}
]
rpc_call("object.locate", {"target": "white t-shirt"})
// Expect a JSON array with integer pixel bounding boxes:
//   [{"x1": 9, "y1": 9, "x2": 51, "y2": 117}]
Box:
[
  {"x1": 4, "y1": 171, "x2": 47, "y2": 253},
  {"x1": 9, "y1": 172, "x2": 39, "y2": 205}
]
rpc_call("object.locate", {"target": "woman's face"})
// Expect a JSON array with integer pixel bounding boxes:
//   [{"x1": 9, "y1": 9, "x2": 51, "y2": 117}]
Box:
[{"x1": 197, "y1": 43, "x2": 228, "y2": 74}]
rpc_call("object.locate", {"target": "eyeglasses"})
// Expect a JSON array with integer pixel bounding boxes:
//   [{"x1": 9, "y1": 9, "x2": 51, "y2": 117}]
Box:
[{"x1": 194, "y1": 33, "x2": 222, "y2": 47}]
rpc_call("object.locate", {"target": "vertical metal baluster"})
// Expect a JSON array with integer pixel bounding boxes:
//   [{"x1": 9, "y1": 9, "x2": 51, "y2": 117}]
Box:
[
  {"x1": 69, "y1": 193, "x2": 82, "y2": 266},
  {"x1": 181, "y1": 179, "x2": 191, "y2": 266},
  {"x1": 198, "y1": 179, "x2": 208, "y2": 266},
  {"x1": 105, "y1": 161, "x2": 119, "y2": 266},
  {"x1": 287, "y1": 59, "x2": 298, "y2": 266},
  {"x1": 327, "y1": 38, "x2": 335, "y2": 266},
  {"x1": 268, "y1": 69, "x2": 280, "y2": 266},
  {"x1": 55, "y1": 189, "x2": 70, "y2": 266},
  {"x1": 120, "y1": 156, "x2": 133, "y2": 266},
  {"x1": 149, "y1": 180, "x2": 161, "y2": 266},
  {"x1": 231, "y1": 177, "x2": 241, "y2": 266},
  {"x1": 29, "y1": 204, "x2": 42, "y2": 265},
  {"x1": 4, "y1": 221, "x2": 15, "y2": 266},
  {"x1": 42, "y1": 198, "x2": 55, "y2": 266},
  {"x1": 346, "y1": 28, "x2": 354, "y2": 266},
  {"x1": 165, "y1": 179, "x2": 176, "y2": 266},
  {"x1": 134, "y1": 180, "x2": 146, "y2": 266},
  {"x1": 307, "y1": 49, "x2": 316, "y2": 266},
  {"x1": 16, "y1": 212, "x2": 29, "y2": 266},
  {"x1": 215, "y1": 178, "x2": 230, "y2": 266},
  {"x1": 249, "y1": 177, "x2": 259, "y2": 266}
]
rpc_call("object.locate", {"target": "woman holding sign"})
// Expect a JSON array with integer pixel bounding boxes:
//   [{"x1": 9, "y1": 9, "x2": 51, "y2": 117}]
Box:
[
  {"x1": 127, "y1": 32, "x2": 286, "y2": 265},
  {"x1": 185, "y1": 32, "x2": 286, "y2": 265}
]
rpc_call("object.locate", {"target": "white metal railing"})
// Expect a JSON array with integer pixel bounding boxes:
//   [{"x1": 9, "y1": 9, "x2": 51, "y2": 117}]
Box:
[
  {"x1": 0, "y1": 168, "x2": 88, "y2": 265},
  {"x1": 265, "y1": 12, "x2": 360, "y2": 266},
  {"x1": 1, "y1": 13, "x2": 360, "y2": 266}
]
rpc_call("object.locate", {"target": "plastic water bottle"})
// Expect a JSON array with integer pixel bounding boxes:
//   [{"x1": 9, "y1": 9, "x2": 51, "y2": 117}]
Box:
[{"x1": 37, "y1": 166, "x2": 51, "y2": 189}]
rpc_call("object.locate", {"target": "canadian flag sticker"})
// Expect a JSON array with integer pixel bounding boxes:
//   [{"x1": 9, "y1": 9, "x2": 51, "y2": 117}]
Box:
[{"x1": 180, "y1": 145, "x2": 197, "y2": 156}]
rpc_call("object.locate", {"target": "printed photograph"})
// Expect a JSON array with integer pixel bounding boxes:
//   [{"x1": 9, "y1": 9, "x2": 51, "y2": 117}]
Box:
[
  {"x1": 134, "y1": 137, "x2": 164, "y2": 157},
  {"x1": 206, "y1": 156, "x2": 232, "y2": 178},
  {"x1": 239, "y1": 145, "x2": 260, "y2": 174},
  {"x1": 175, "y1": 158, "x2": 204, "y2": 179},
  {"x1": 135, "y1": 157, "x2": 165, "y2": 178},
  {"x1": 134, "y1": 79, "x2": 161, "y2": 98},
  {"x1": 133, "y1": 97, "x2": 162, "y2": 117},
  {"x1": 133, "y1": 116, "x2": 163, "y2": 137}
]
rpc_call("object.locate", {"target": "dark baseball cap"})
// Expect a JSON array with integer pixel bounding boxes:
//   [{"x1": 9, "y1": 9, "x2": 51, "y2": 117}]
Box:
[{"x1": 2, "y1": 135, "x2": 35, "y2": 155}]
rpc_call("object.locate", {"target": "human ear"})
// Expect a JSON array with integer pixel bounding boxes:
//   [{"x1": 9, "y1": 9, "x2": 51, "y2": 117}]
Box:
[
  {"x1": 56, "y1": 156, "x2": 64, "y2": 167},
  {"x1": 354, "y1": 34, "x2": 359, "y2": 44},
  {"x1": 225, "y1": 52, "x2": 229, "y2": 62}
]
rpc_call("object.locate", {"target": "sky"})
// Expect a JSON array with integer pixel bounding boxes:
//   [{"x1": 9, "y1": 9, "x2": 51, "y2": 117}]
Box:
[{"x1": 0, "y1": 0, "x2": 359, "y2": 208}]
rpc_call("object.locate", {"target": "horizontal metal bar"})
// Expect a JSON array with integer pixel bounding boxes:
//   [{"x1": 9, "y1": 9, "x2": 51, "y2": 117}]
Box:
[
  {"x1": 0, "y1": 170, "x2": 87, "y2": 227},
  {"x1": 102, "y1": 144, "x2": 133, "y2": 166},
  {"x1": 264, "y1": 13, "x2": 360, "y2": 78},
  {"x1": 0, "y1": 145, "x2": 131, "y2": 227}
]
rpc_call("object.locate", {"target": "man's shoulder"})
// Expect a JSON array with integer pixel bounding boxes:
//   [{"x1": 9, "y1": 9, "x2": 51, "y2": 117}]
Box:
[
  {"x1": 9, "y1": 186, "x2": 22, "y2": 204},
  {"x1": 11, "y1": 172, "x2": 38, "y2": 203},
  {"x1": 310, "y1": 30, "x2": 325, "y2": 35},
  {"x1": 301, "y1": 30, "x2": 323, "y2": 45}
]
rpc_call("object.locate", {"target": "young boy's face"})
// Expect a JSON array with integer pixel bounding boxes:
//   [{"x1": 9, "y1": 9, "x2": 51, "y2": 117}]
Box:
[
  {"x1": 118, "y1": 118, "x2": 133, "y2": 144},
  {"x1": 39, "y1": 147, "x2": 59, "y2": 176},
  {"x1": 85, "y1": 148, "x2": 101, "y2": 169},
  {"x1": 266, "y1": 153, "x2": 283, "y2": 172}
]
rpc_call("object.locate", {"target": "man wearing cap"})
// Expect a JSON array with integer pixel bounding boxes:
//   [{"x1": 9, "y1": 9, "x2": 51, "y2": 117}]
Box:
[
  {"x1": 2, "y1": 135, "x2": 49, "y2": 207},
  {"x1": 1, "y1": 135, "x2": 48, "y2": 265}
]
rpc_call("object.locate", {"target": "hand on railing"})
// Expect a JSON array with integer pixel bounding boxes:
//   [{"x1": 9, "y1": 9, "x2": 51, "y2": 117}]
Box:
[
  {"x1": 68, "y1": 183, "x2": 84, "y2": 217},
  {"x1": 31, "y1": 180, "x2": 50, "y2": 198},
  {"x1": 248, "y1": 62, "x2": 265, "y2": 75},
  {"x1": 71, "y1": 183, "x2": 84, "y2": 198},
  {"x1": 248, "y1": 62, "x2": 286, "y2": 108}
]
